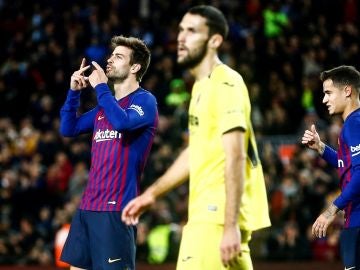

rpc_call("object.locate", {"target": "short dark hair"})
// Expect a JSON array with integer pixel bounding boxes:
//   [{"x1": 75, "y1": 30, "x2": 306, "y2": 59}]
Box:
[
  {"x1": 188, "y1": 5, "x2": 229, "y2": 39},
  {"x1": 320, "y1": 65, "x2": 360, "y2": 92},
  {"x1": 111, "y1": 35, "x2": 150, "y2": 81}
]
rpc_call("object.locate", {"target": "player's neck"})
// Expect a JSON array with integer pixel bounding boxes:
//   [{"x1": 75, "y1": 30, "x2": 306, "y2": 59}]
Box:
[
  {"x1": 191, "y1": 54, "x2": 222, "y2": 81},
  {"x1": 113, "y1": 79, "x2": 140, "y2": 100},
  {"x1": 342, "y1": 99, "x2": 360, "y2": 121}
]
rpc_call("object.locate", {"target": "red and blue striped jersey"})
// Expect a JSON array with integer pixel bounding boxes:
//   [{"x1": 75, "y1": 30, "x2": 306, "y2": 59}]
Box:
[
  {"x1": 60, "y1": 83, "x2": 158, "y2": 211},
  {"x1": 323, "y1": 108, "x2": 360, "y2": 228}
]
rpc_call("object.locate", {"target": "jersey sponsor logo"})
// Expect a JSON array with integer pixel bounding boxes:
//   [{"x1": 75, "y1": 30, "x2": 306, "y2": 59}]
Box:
[
  {"x1": 338, "y1": 159, "x2": 344, "y2": 168},
  {"x1": 108, "y1": 257, "x2": 122, "y2": 263},
  {"x1": 129, "y1": 104, "x2": 144, "y2": 116},
  {"x1": 98, "y1": 115, "x2": 105, "y2": 120},
  {"x1": 350, "y1": 143, "x2": 360, "y2": 157},
  {"x1": 93, "y1": 129, "x2": 121, "y2": 142}
]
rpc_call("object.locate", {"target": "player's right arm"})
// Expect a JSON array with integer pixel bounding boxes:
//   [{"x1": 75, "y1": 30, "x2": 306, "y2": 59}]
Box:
[
  {"x1": 301, "y1": 124, "x2": 337, "y2": 167},
  {"x1": 59, "y1": 58, "x2": 97, "y2": 137},
  {"x1": 121, "y1": 147, "x2": 189, "y2": 225}
]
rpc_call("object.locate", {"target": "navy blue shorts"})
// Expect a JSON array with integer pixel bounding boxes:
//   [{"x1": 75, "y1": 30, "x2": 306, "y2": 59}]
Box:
[
  {"x1": 340, "y1": 227, "x2": 360, "y2": 269},
  {"x1": 60, "y1": 209, "x2": 136, "y2": 270}
]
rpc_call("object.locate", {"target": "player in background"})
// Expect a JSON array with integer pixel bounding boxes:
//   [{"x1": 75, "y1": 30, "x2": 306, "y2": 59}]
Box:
[
  {"x1": 302, "y1": 65, "x2": 360, "y2": 269},
  {"x1": 122, "y1": 5, "x2": 271, "y2": 270},
  {"x1": 59, "y1": 36, "x2": 158, "y2": 270}
]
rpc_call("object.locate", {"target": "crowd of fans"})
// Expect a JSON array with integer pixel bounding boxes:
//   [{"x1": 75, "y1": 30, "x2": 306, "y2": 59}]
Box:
[{"x1": 0, "y1": 0, "x2": 359, "y2": 266}]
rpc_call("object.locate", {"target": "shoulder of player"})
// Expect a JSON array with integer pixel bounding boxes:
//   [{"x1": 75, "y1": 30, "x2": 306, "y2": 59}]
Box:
[
  {"x1": 133, "y1": 88, "x2": 157, "y2": 102},
  {"x1": 210, "y1": 65, "x2": 244, "y2": 90},
  {"x1": 342, "y1": 111, "x2": 360, "y2": 138}
]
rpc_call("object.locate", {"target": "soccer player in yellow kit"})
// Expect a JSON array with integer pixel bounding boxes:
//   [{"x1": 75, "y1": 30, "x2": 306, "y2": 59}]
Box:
[{"x1": 122, "y1": 5, "x2": 271, "y2": 269}]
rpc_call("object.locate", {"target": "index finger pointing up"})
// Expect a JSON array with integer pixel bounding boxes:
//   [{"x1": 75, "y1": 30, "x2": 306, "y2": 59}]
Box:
[{"x1": 91, "y1": 61, "x2": 102, "y2": 70}]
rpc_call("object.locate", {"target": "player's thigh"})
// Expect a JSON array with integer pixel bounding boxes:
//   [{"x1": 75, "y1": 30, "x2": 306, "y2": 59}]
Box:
[
  {"x1": 86, "y1": 211, "x2": 136, "y2": 270},
  {"x1": 340, "y1": 227, "x2": 360, "y2": 269},
  {"x1": 176, "y1": 222, "x2": 223, "y2": 270},
  {"x1": 60, "y1": 210, "x2": 91, "y2": 269},
  {"x1": 177, "y1": 223, "x2": 252, "y2": 270}
]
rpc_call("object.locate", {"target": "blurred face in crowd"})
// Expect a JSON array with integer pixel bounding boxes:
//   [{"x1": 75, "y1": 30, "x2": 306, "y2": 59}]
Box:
[
  {"x1": 106, "y1": 45, "x2": 135, "y2": 82},
  {"x1": 322, "y1": 79, "x2": 349, "y2": 116},
  {"x1": 177, "y1": 13, "x2": 210, "y2": 69}
]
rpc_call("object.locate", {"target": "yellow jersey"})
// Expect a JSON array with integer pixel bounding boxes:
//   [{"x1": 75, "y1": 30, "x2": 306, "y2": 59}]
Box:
[{"x1": 187, "y1": 64, "x2": 271, "y2": 231}]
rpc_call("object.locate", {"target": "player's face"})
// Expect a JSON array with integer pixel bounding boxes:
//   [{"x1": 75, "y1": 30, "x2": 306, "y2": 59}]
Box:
[
  {"x1": 322, "y1": 79, "x2": 348, "y2": 116},
  {"x1": 106, "y1": 46, "x2": 132, "y2": 81},
  {"x1": 177, "y1": 13, "x2": 210, "y2": 69}
]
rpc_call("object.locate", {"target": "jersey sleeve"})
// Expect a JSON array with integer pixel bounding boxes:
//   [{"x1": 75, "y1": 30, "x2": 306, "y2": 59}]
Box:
[
  {"x1": 59, "y1": 89, "x2": 97, "y2": 137},
  {"x1": 334, "y1": 167, "x2": 360, "y2": 209},
  {"x1": 322, "y1": 145, "x2": 338, "y2": 167},
  {"x1": 215, "y1": 74, "x2": 248, "y2": 134},
  {"x1": 333, "y1": 120, "x2": 360, "y2": 209},
  {"x1": 95, "y1": 83, "x2": 158, "y2": 131}
]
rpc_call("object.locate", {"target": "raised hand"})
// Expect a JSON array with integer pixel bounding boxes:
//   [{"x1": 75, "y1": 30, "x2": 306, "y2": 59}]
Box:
[
  {"x1": 301, "y1": 124, "x2": 323, "y2": 153},
  {"x1": 70, "y1": 58, "x2": 91, "y2": 91},
  {"x1": 88, "y1": 61, "x2": 108, "y2": 88}
]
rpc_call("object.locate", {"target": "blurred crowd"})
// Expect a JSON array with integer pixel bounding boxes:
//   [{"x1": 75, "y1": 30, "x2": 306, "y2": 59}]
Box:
[{"x1": 0, "y1": 0, "x2": 359, "y2": 266}]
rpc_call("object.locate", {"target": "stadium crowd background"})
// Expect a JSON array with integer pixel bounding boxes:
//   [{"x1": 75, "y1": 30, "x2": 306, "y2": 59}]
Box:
[{"x1": 0, "y1": 0, "x2": 359, "y2": 266}]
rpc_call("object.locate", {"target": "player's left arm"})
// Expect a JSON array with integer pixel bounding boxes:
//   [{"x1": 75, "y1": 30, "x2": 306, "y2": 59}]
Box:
[
  {"x1": 221, "y1": 128, "x2": 245, "y2": 266},
  {"x1": 94, "y1": 84, "x2": 158, "y2": 131},
  {"x1": 88, "y1": 61, "x2": 158, "y2": 131},
  {"x1": 215, "y1": 72, "x2": 246, "y2": 267},
  {"x1": 333, "y1": 123, "x2": 360, "y2": 209}
]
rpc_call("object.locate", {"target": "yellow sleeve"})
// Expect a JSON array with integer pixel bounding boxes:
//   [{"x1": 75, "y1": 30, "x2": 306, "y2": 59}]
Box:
[{"x1": 215, "y1": 75, "x2": 248, "y2": 134}]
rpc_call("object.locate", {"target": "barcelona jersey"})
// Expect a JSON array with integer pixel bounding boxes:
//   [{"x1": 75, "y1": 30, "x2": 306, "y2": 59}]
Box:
[
  {"x1": 323, "y1": 108, "x2": 360, "y2": 228},
  {"x1": 60, "y1": 83, "x2": 158, "y2": 211}
]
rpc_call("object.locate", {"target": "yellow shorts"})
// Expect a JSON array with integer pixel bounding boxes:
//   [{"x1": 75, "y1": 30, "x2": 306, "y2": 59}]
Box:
[{"x1": 176, "y1": 222, "x2": 252, "y2": 270}]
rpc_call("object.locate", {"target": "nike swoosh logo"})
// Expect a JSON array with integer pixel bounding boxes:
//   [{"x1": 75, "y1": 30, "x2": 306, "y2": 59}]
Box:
[
  {"x1": 98, "y1": 115, "x2": 105, "y2": 120},
  {"x1": 345, "y1": 267, "x2": 355, "y2": 270},
  {"x1": 181, "y1": 256, "x2": 193, "y2": 262},
  {"x1": 223, "y1": 82, "x2": 234, "y2": 87},
  {"x1": 108, "y1": 258, "x2": 122, "y2": 263}
]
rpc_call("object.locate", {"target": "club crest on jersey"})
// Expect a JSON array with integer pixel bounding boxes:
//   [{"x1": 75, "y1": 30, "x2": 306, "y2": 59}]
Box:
[
  {"x1": 129, "y1": 104, "x2": 144, "y2": 116},
  {"x1": 94, "y1": 129, "x2": 122, "y2": 142}
]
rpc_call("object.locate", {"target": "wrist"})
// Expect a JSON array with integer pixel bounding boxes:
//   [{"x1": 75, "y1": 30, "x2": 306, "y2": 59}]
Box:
[
  {"x1": 324, "y1": 203, "x2": 339, "y2": 218},
  {"x1": 318, "y1": 142, "x2": 325, "y2": 155}
]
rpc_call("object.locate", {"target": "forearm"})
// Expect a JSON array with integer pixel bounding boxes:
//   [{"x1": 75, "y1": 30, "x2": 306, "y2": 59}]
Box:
[
  {"x1": 323, "y1": 203, "x2": 339, "y2": 217},
  {"x1": 318, "y1": 141, "x2": 325, "y2": 155},
  {"x1": 222, "y1": 130, "x2": 246, "y2": 228},
  {"x1": 224, "y1": 154, "x2": 245, "y2": 228},
  {"x1": 146, "y1": 147, "x2": 189, "y2": 199}
]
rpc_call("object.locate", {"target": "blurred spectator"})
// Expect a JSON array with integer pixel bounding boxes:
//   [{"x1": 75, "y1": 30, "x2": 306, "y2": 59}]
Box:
[{"x1": 267, "y1": 221, "x2": 312, "y2": 261}]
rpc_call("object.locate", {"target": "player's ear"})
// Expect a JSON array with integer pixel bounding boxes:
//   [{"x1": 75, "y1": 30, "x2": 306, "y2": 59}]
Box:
[
  {"x1": 344, "y1": 85, "x2": 352, "y2": 97},
  {"x1": 208, "y1": 34, "x2": 223, "y2": 49},
  {"x1": 131, "y1": 63, "x2": 141, "y2": 73}
]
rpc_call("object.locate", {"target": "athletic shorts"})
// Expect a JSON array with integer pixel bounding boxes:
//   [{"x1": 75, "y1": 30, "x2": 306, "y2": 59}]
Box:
[
  {"x1": 176, "y1": 222, "x2": 252, "y2": 270},
  {"x1": 340, "y1": 227, "x2": 360, "y2": 269},
  {"x1": 60, "y1": 209, "x2": 136, "y2": 270}
]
